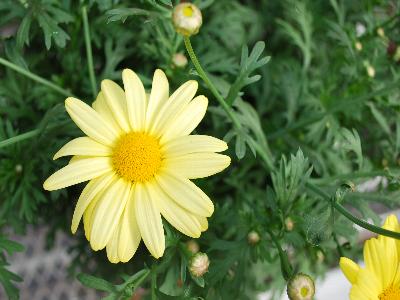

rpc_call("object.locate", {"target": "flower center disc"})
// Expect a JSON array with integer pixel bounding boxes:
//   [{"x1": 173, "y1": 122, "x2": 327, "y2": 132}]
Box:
[
  {"x1": 379, "y1": 285, "x2": 400, "y2": 300},
  {"x1": 112, "y1": 132, "x2": 162, "y2": 182}
]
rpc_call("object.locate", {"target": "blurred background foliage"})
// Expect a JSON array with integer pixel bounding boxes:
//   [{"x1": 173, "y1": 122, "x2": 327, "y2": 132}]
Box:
[{"x1": 0, "y1": 0, "x2": 400, "y2": 299}]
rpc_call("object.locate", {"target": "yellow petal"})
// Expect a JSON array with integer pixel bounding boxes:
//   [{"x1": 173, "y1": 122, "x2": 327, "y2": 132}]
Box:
[
  {"x1": 53, "y1": 137, "x2": 112, "y2": 160},
  {"x1": 83, "y1": 192, "x2": 102, "y2": 241},
  {"x1": 160, "y1": 96, "x2": 208, "y2": 143},
  {"x1": 145, "y1": 69, "x2": 169, "y2": 131},
  {"x1": 43, "y1": 157, "x2": 112, "y2": 191},
  {"x1": 162, "y1": 153, "x2": 230, "y2": 179},
  {"x1": 90, "y1": 179, "x2": 131, "y2": 251},
  {"x1": 122, "y1": 69, "x2": 147, "y2": 131},
  {"x1": 149, "y1": 80, "x2": 197, "y2": 137},
  {"x1": 101, "y1": 80, "x2": 131, "y2": 132},
  {"x1": 106, "y1": 223, "x2": 121, "y2": 264},
  {"x1": 162, "y1": 135, "x2": 227, "y2": 157},
  {"x1": 118, "y1": 186, "x2": 141, "y2": 262},
  {"x1": 65, "y1": 97, "x2": 118, "y2": 146},
  {"x1": 339, "y1": 257, "x2": 360, "y2": 284},
  {"x1": 155, "y1": 171, "x2": 214, "y2": 217},
  {"x1": 71, "y1": 172, "x2": 115, "y2": 234},
  {"x1": 350, "y1": 267, "x2": 381, "y2": 299},
  {"x1": 92, "y1": 92, "x2": 122, "y2": 133},
  {"x1": 148, "y1": 181, "x2": 202, "y2": 238},
  {"x1": 194, "y1": 214, "x2": 208, "y2": 232},
  {"x1": 135, "y1": 183, "x2": 165, "y2": 258}
]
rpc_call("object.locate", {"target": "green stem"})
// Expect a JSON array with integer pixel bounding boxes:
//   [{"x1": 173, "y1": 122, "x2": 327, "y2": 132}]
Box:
[
  {"x1": 306, "y1": 182, "x2": 400, "y2": 240},
  {"x1": 267, "y1": 229, "x2": 293, "y2": 281},
  {"x1": 151, "y1": 264, "x2": 157, "y2": 300},
  {"x1": 0, "y1": 129, "x2": 40, "y2": 149},
  {"x1": 0, "y1": 57, "x2": 71, "y2": 97},
  {"x1": 183, "y1": 37, "x2": 243, "y2": 130},
  {"x1": 0, "y1": 121, "x2": 69, "y2": 149},
  {"x1": 82, "y1": 6, "x2": 97, "y2": 98},
  {"x1": 309, "y1": 170, "x2": 389, "y2": 184},
  {"x1": 183, "y1": 37, "x2": 275, "y2": 170}
]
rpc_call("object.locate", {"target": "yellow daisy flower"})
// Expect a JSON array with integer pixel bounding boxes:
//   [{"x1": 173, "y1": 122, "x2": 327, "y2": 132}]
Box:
[
  {"x1": 43, "y1": 69, "x2": 230, "y2": 263},
  {"x1": 340, "y1": 214, "x2": 400, "y2": 300}
]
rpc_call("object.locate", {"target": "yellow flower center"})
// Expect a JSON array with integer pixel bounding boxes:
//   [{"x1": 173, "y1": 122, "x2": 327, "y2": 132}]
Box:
[
  {"x1": 183, "y1": 5, "x2": 194, "y2": 17},
  {"x1": 300, "y1": 286, "x2": 309, "y2": 297},
  {"x1": 112, "y1": 132, "x2": 162, "y2": 182},
  {"x1": 379, "y1": 285, "x2": 400, "y2": 300}
]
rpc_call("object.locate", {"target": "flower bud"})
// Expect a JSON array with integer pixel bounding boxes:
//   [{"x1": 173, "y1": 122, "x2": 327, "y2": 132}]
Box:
[
  {"x1": 377, "y1": 27, "x2": 385, "y2": 38},
  {"x1": 355, "y1": 41, "x2": 362, "y2": 51},
  {"x1": 172, "y1": 3, "x2": 202, "y2": 36},
  {"x1": 247, "y1": 231, "x2": 260, "y2": 245},
  {"x1": 287, "y1": 273, "x2": 315, "y2": 300},
  {"x1": 189, "y1": 252, "x2": 209, "y2": 277},
  {"x1": 186, "y1": 240, "x2": 199, "y2": 254},
  {"x1": 15, "y1": 164, "x2": 23, "y2": 174},
  {"x1": 285, "y1": 217, "x2": 294, "y2": 231},
  {"x1": 172, "y1": 53, "x2": 188, "y2": 68},
  {"x1": 364, "y1": 62, "x2": 375, "y2": 78}
]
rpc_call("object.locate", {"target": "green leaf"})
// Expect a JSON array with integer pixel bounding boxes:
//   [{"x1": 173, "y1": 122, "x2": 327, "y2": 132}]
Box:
[
  {"x1": 16, "y1": 14, "x2": 32, "y2": 49},
  {"x1": 0, "y1": 238, "x2": 24, "y2": 255},
  {"x1": 190, "y1": 274, "x2": 205, "y2": 288},
  {"x1": 225, "y1": 41, "x2": 270, "y2": 105},
  {"x1": 271, "y1": 149, "x2": 312, "y2": 208},
  {"x1": 77, "y1": 273, "x2": 115, "y2": 292},
  {"x1": 367, "y1": 102, "x2": 391, "y2": 136},
  {"x1": 339, "y1": 128, "x2": 363, "y2": 169},
  {"x1": 105, "y1": 8, "x2": 151, "y2": 23}
]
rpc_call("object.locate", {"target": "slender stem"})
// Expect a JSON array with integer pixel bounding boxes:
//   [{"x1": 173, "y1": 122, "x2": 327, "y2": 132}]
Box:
[
  {"x1": 309, "y1": 170, "x2": 389, "y2": 184},
  {"x1": 267, "y1": 229, "x2": 293, "y2": 281},
  {"x1": 151, "y1": 266, "x2": 157, "y2": 300},
  {"x1": 0, "y1": 121, "x2": 69, "y2": 149},
  {"x1": 183, "y1": 37, "x2": 242, "y2": 131},
  {"x1": 183, "y1": 37, "x2": 275, "y2": 170},
  {"x1": 247, "y1": 138, "x2": 274, "y2": 171},
  {"x1": 306, "y1": 182, "x2": 400, "y2": 240},
  {"x1": 0, "y1": 129, "x2": 40, "y2": 149},
  {"x1": 82, "y1": 6, "x2": 97, "y2": 98},
  {"x1": 0, "y1": 57, "x2": 71, "y2": 97}
]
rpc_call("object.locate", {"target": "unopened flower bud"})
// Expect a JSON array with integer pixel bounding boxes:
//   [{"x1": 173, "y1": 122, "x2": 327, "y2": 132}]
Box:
[
  {"x1": 172, "y1": 3, "x2": 202, "y2": 36},
  {"x1": 189, "y1": 252, "x2": 209, "y2": 277},
  {"x1": 316, "y1": 250, "x2": 324, "y2": 263},
  {"x1": 172, "y1": 53, "x2": 188, "y2": 68},
  {"x1": 186, "y1": 240, "x2": 199, "y2": 254},
  {"x1": 287, "y1": 273, "x2": 315, "y2": 300},
  {"x1": 15, "y1": 164, "x2": 23, "y2": 174},
  {"x1": 355, "y1": 41, "x2": 362, "y2": 51},
  {"x1": 394, "y1": 47, "x2": 400, "y2": 63},
  {"x1": 355, "y1": 22, "x2": 366, "y2": 37},
  {"x1": 247, "y1": 231, "x2": 260, "y2": 245},
  {"x1": 365, "y1": 63, "x2": 375, "y2": 78},
  {"x1": 377, "y1": 27, "x2": 385, "y2": 38},
  {"x1": 285, "y1": 217, "x2": 294, "y2": 231}
]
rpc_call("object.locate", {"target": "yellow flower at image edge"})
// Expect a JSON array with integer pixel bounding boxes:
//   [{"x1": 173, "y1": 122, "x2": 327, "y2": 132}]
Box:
[
  {"x1": 340, "y1": 214, "x2": 400, "y2": 300},
  {"x1": 43, "y1": 69, "x2": 230, "y2": 263}
]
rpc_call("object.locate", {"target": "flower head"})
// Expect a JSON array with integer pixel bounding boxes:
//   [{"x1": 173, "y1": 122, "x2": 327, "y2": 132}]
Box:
[
  {"x1": 340, "y1": 214, "x2": 400, "y2": 300},
  {"x1": 43, "y1": 69, "x2": 230, "y2": 263},
  {"x1": 172, "y1": 53, "x2": 188, "y2": 68},
  {"x1": 189, "y1": 252, "x2": 210, "y2": 277},
  {"x1": 172, "y1": 3, "x2": 202, "y2": 36},
  {"x1": 247, "y1": 231, "x2": 260, "y2": 245},
  {"x1": 287, "y1": 273, "x2": 315, "y2": 300}
]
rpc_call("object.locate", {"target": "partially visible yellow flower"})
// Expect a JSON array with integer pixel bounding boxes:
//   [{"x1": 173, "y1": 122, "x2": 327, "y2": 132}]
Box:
[
  {"x1": 43, "y1": 69, "x2": 230, "y2": 263},
  {"x1": 340, "y1": 214, "x2": 400, "y2": 300}
]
